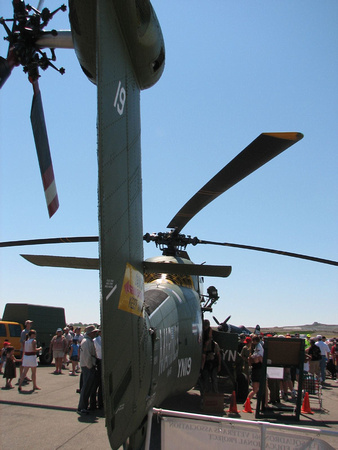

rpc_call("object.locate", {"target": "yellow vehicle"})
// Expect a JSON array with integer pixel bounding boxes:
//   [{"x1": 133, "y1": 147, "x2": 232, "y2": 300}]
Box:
[{"x1": 0, "y1": 321, "x2": 23, "y2": 357}]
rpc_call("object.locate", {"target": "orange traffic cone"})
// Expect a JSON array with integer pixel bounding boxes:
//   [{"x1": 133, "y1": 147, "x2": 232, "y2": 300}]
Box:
[
  {"x1": 228, "y1": 391, "x2": 239, "y2": 414},
  {"x1": 243, "y1": 397, "x2": 253, "y2": 413},
  {"x1": 301, "y1": 392, "x2": 313, "y2": 414}
]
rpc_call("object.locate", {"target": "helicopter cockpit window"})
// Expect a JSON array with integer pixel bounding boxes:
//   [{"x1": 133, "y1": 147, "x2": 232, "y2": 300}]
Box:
[{"x1": 144, "y1": 272, "x2": 194, "y2": 289}]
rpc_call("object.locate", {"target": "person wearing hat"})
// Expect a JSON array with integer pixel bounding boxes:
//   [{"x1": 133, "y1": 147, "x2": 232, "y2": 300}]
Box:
[
  {"x1": 77, "y1": 325, "x2": 99, "y2": 415},
  {"x1": 3, "y1": 345, "x2": 20, "y2": 388},
  {"x1": 306, "y1": 337, "x2": 321, "y2": 379},
  {"x1": 20, "y1": 320, "x2": 33, "y2": 354},
  {"x1": 0, "y1": 340, "x2": 11, "y2": 374},
  {"x1": 305, "y1": 334, "x2": 311, "y2": 350},
  {"x1": 92, "y1": 327, "x2": 103, "y2": 410},
  {"x1": 50, "y1": 328, "x2": 68, "y2": 374}
]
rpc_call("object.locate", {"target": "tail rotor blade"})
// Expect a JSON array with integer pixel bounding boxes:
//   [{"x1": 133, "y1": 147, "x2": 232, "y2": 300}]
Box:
[
  {"x1": 37, "y1": 0, "x2": 45, "y2": 11},
  {"x1": 30, "y1": 81, "x2": 59, "y2": 217}
]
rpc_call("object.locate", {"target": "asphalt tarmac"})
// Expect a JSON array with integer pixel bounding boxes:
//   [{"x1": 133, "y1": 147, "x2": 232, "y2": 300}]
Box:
[{"x1": 1, "y1": 365, "x2": 337, "y2": 449}]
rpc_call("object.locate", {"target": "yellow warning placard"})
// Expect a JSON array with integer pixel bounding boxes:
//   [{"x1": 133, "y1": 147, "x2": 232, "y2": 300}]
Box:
[{"x1": 118, "y1": 263, "x2": 144, "y2": 317}]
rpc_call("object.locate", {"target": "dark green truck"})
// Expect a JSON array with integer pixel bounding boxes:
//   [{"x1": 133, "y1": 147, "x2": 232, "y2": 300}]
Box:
[{"x1": 2, "y1": 303, "x2": 66, "y2": 364}]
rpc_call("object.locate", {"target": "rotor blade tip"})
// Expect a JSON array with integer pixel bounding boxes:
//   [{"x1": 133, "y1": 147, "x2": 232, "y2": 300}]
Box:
[{"x1": 263, "y1": 132, "x2": 304, "y2": 142}]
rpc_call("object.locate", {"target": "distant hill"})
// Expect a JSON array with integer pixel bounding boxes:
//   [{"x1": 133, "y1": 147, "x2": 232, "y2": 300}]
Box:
[
  {"x1": 68, "y1": 322, "x2": 338, "y2": 337},
  {"x1": 253, "y1": 322, "x2": 338, "y2": 337}
]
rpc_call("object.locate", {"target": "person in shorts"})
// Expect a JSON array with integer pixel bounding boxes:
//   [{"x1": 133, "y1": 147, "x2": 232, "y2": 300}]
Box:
[{"x1": 50, "y1": 328, "x2": 68, "y2": 374}]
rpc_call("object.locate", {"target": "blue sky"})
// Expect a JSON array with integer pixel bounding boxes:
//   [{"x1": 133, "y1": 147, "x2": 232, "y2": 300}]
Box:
[{"x1": 1, "y1": 1, "x2": 337, "y2": 328}]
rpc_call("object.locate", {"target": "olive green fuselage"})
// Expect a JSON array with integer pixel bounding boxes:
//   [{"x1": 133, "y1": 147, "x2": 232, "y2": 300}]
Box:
[{"x1": 68, "y1": 2, "x2": 203, "y2": 448}]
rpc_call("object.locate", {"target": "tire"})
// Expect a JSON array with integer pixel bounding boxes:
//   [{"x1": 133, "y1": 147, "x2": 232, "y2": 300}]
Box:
[{"x1": 39, "y1": 348, "x2": 52, "y2": 365}]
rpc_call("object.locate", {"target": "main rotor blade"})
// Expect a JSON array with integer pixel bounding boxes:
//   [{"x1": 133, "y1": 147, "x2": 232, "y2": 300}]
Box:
[
  {"x1": 168, "y1": 132, "x2": 303, "y2": 232},
  {"x1": 198, "y1": 239, "x2": 338, "y2": 267},
  {"x1": 30, "y1": 80, "x2": 59, "y2": 217},
  {"x1": 0, "y1": 236, "x2": 99, "y2": 248}
]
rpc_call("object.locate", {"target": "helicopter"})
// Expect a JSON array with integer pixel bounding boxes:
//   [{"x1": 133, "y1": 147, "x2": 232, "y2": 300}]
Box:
[{"x1": 1, "y1": 1, "x2": 338, "y2": 449}]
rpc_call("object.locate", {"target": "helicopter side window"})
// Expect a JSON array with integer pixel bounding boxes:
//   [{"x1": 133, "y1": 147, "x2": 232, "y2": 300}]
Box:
[
  {"x1": 144, "y1": 289, "x2": 169, "y2": 315},
  {"x1": 144, "y1": 272, "x2": 194, "y2": 289}
]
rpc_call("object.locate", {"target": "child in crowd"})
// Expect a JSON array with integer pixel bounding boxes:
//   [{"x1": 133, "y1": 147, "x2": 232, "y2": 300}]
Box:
[
  {"x1": 68, "y1": 339, "x2": 80, "y2": 376},
  {"x1": 3, "y1": 346, "x2": 21, "y2": 388},
  {"x1": 0, "y1": 340, "x2": 11, "y2": 374}
]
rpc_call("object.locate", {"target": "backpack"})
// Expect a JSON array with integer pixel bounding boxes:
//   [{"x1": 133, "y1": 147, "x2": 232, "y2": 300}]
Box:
[
  {"x1": 205, "y1": 340, "x2": 219, "y2": 368},
  {"x1": 312, "y1": 345, "x2": 321, "y2": 360}
]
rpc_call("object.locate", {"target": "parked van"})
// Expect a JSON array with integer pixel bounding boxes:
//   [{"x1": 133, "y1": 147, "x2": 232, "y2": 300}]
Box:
[
  {"x1": 0, "y1": 321, "x2": 23, "y2": 357},
  {"x1": 2, "y1": 303, "x2": 66, "y2": 364}
]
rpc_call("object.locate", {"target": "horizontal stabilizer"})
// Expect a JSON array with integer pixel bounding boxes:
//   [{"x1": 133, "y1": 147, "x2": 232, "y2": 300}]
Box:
[
  {"x1": 21, "y1": 254, "x2": 99, "y2": 270},
  {"x1": 143, "y1": 261, "x2": 231, "y2": 278}
]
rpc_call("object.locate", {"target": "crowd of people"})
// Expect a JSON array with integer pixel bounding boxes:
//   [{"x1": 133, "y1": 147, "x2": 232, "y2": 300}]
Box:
[
  {"x1": 1, "y1": 320, "x2": 103, "y2": 415},
  {"x1": 2, "y1": 318, "x2": 337, "y2": 414},
  {"x1": 198, "y1": 320, "x2": 338, "y2": 408},
  {"x1": 238, "y1": 332, "x2": 337, "y2": 406}
]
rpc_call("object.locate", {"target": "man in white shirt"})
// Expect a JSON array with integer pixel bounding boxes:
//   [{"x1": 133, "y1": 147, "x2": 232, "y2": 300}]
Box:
[
  {"x1": 77, "y1": 325, "x2": 98, "y2": 414},
  {"x1": 93, "y1": 328, "x2": 103, "y2": 409},
  {"x1": 315, "y1": 335, "x2": 330, "y2": 383}
]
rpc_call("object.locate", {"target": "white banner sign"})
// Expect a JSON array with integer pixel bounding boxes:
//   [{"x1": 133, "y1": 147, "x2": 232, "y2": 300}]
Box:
[{"x1": 161, "y1": 417, "x2": 335, "y2": 450}]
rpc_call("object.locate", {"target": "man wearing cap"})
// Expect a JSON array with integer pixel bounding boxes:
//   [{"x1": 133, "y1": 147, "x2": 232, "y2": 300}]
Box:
[
  {"x1": 92, "y1": 327, "x2": 103, "y2": 409},
  {"x1": 315, "y1": 335, "x2": 330, "y2": 384},
  {"x1": 77, "y1": 325, "x2": 98, "y2": 415},
  {"x1": 0, "y1": 341, "x2": 11, "y2": 374},
  {"x1": 19, "y1": 320, "x2": 33, "y2": 382},
  {"x1": 306, "y1": 337, "x2": 321, "y2": 379},
  {"x1": 20, "y1": 320, "x2": 33, "y2": 355},
  {"x1": 305, "y1": 334, "x2": 311, "y2": 350}
]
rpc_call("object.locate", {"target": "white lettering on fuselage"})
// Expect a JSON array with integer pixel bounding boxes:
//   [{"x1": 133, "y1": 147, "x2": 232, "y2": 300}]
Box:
[
  {"x1": 114, "y1": 80, "x2": 126, "y2": 115},
  {"x1": 158, "y1": 325, "x2": 179, "y2": 376},
  {"x1": 177, "y1": 357, "x2": 192, "y2": 378},
  {"x1": 222, "y1": 350, "x2": 237, "y2": 362}
]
